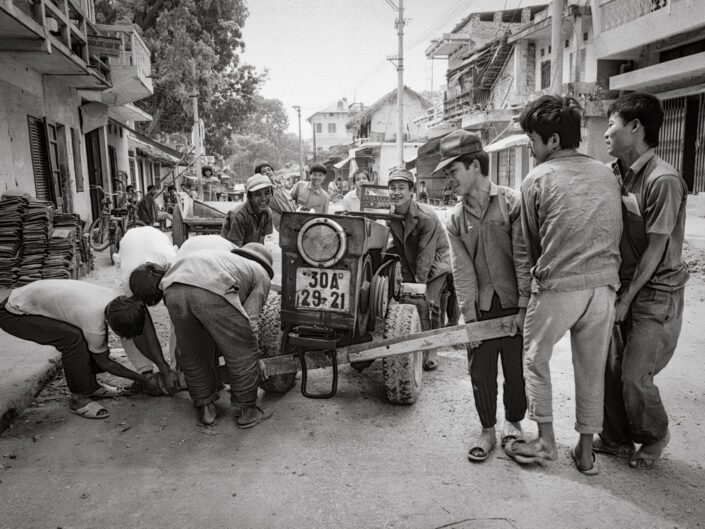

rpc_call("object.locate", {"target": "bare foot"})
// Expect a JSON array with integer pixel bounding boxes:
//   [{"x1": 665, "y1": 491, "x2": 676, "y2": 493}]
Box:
[{"x1": 513, "y1": 437, "x2": 558, "y2": 461}]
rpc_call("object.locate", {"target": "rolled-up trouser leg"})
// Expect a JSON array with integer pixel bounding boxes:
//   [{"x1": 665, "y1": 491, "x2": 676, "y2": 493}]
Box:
[
  {"x1": 0, "y1": 304, "x2": 99, "y2": 394},
  {"x1": 570, "y1": 285, "x2": 615, "y2": 434},
  {"x1": 163, "y1": 285, "x2": 219, "y2": 407},
  {"x1": 523, "y1": 289, "x2": 590, "y2": 425},
  {"x1": 621, "y1": 286, "x2": 683, "y2": 445}
]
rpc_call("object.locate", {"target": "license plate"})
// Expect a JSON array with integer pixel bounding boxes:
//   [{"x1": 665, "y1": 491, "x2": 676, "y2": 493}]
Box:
[{"x1": 295, "y1": 268, "x2": 351, "y2": 312}]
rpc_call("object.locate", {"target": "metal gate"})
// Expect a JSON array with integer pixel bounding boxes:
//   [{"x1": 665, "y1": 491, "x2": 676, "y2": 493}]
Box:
[
  {"x1": 657, "y1": 96, "x2": 686, "y2": 175},
  {"x1": 694, "y1": 93, "x2": 705, "y2": 193}
]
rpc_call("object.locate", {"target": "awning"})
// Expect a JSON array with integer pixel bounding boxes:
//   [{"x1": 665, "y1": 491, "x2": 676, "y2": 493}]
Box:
[
  {"x1": 484, "y1": 134, "x2": 529, "y2": 153},
  {"x1": 334, "y1": 156, "x2": 352, "y2": 169}
]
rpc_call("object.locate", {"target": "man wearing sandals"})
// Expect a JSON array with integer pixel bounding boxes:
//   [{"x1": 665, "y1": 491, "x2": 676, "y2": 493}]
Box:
[
  {"x1": 511, "y1": 95, "x2": 622, "y2": 474},
  {"x1": 434, "y1": 130, "x2": 530, "y2": 463},
  {"x1": 0, "y1": 280, "x2": 177, "y2": 419},
  {"x1": 598, "y1": 93, "x2": 689, "y2": 470},
  {"x1": 129, "y1": 243, "x2": 274, "y2": 428}
]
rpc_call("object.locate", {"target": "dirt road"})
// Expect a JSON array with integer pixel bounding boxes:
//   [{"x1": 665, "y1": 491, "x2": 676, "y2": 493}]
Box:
[{"x1": 1, "y1": 245, "x2": 704, "y2": 529}]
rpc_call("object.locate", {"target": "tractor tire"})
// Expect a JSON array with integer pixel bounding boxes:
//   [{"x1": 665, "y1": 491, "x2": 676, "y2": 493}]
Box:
[
  {"x1": 257, "y1": 292, "x2": 296, "y2": 394},
  {"x1": 382, "y1": 302, "x2": 423, "y2": 404}
]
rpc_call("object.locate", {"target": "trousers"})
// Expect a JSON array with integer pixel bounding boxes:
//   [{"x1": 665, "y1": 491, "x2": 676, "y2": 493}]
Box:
[
  {"x1": 163, "y1": 284, "x2": 259, "y2": 409},
  {"x1": 467, "y1": 293, "x2": 526, "y2": 428},
  {"x1": 0, "y1": 300, "x2": 100, "y2": 394},
  {"x1": 603, "y1": 286, "x2": 684, "y2": 445},
  {"x1": 523, "y1": 286, "x2": 616, "y2": 434}
]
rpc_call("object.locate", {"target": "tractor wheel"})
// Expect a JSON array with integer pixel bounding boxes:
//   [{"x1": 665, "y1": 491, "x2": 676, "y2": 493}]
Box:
[
  {"x1": 382, "y1": 302, "x2": 423, "y2": 404},
  {"x1": 257, "y1": 292, "x2": 296, "y2": 393}
]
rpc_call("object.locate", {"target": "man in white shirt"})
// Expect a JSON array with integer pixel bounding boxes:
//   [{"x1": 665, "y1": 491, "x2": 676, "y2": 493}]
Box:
[
  {"x1": 129, "y1": 243, "x2": 274, "y2": 428},
  {"x1": 0, "y1": 280, "x2": 177, "y2": 419},
  {"x1": 341, "y1": 169, "x2": 371, "y2": 212}
]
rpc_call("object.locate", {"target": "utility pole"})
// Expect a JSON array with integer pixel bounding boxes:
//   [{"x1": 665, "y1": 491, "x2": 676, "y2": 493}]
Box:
[
  {"x1": 396, "y1": 0, "x2": 404, "y2": 167},
  {"x1": 312, "y1": 121, "x2": 317, "y2": 162},
  {"x1": 550, "y1": 0, "x2": 564, "y2": 93},
  {"x1": 190, "y1": 59, "x2": 203, "y2": 199},
  {"x1": 293, "y1": 105, "x2": 305, "y2": 180}
]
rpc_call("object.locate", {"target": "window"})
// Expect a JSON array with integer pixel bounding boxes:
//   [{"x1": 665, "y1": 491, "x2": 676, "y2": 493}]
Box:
[
  {"x1": 27, "y1": 116, "x2": 52, "y2": 202},
  {"x1": 540, "y1": 61, "x2": 551, "y2": 89},
  {"x1": 328, "y1": 123, "x2": 337, "y2": 134},
  {"x1": 316, "y1": 123, "x2": 322, "y2": 133},
  {"x1": 564, "y1": 39, "x2": 570, "y2": 48}
]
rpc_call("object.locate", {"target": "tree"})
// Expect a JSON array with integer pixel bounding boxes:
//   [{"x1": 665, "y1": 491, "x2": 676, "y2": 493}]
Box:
[{"x1": 95, "y1": 0, "x2": 264, "y2": 155}]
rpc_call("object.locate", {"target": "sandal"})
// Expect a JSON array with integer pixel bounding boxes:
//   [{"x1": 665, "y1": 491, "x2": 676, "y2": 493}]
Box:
[
  {"x1": 593, "y1": 438, "x2": 635, "y2": 459},
  {"x1": 88, "y1": 381, "x2": 123, "y2": 399},
  {"x1": 467, "y1": 430, "x2": 497, "y2": 462},
  {"x1": 236, "y1": 405, "x2": 273, "y2": 429},
  {"x1": 70, "y1": 401, "x2": 109, "y2": 419},
  {"x1": 570, "y1": 447, "x2": 599, "y2": 475},
  {"x1": 504, "y1": 438, "x2": 552, "y2": 465},
  {"x1": 629, "y1": 430, "x2": 670, "y2": 470},
  {"x1": 423, "y1": 351, "x2": 439, "y2": 371},
  {"x1": 198, "y1": 402, "x2": 217, "y2": 426}
]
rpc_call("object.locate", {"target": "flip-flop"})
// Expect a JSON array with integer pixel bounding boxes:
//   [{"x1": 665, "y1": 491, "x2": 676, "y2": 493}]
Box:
[
  {"x1": 70, "y1": 401, "x2": 109, "y2": 419},
  {"x1": 501, "y1": 434, "x2": 518, "y2": 448},
  {"x1": 236, "y1": 406, "x2": 272, "y2": 429},
  {"x1": 570, "y1": 447, "x2": 599, "y2": 475},
  {"x1": 423, "y1": 351, "x2": 438, "y2": 371},
  {"x1": 629, "y1": 431, "x2": 670, "y2": 470},
  {"x1": 593, "y1": 438, "x2": 634, "y2": 459},
  {"x1": 198, "y1": 402, "x2": 217, "y2": 426},
  {"x1": 88, "y1": 382, "x2": 123, "y2": 399},
  {"x1": 504, "y1": 438, "x2": 551, "y2": 465},
  {"x1": 468, "y1": 437, "x2": 496, "y2": 462}
]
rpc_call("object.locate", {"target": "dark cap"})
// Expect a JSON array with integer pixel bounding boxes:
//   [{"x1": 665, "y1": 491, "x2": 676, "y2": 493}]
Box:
[{"x1": 432, "y1": 130, "x2": 484, "y2": 174}]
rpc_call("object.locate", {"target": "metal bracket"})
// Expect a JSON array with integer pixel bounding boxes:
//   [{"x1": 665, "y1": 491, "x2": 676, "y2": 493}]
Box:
[{"x1": 297, "y1": 348, "x2": 338, "y2": 399}]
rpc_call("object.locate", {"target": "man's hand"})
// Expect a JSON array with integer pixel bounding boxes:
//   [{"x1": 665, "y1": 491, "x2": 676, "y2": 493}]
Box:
[
  {"x1": 159, "y1": 369, "x2": 179, "y2": 395},
  {"x1": 511, "y1": 308, "x2": 527, "y2": 337},
  {"x1": 615, "y1": 296, "x2": 631, "y2": 325},
  {"x1": 258, "y1": 359, "x2": 269, "y2": 381},
  {"x1": 464, "y1": 316, "x2": 483, "y2": 350}
]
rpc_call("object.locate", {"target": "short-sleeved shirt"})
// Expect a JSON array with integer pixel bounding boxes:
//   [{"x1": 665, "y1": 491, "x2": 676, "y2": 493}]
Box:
[
  {"x1": 290, "y1": 181, "x2": 330, "y2": 214},
  {"x1": 220, "y1": 200, "x2": 273, "y2": 247},
  {"x1": 612, "y1": 150, "x2": 689, "y2": 291},
  {"x1": 5, "y1": 280, "x2": 119, "y2": 353},
  {"x1": 341, "y1": 189, "x2": 361, "y2": 212},
  {"x1": 160, "y1": 250, "x2": 271, "y2": 330}
]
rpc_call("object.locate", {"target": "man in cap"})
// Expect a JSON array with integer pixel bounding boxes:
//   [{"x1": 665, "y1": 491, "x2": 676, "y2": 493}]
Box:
[
  {"x1": 434, "y1": 130, "x2": 530, "y2": 463},
  {"x1": 386, "y1": 167, "x2": 456, "y2": 371},
  {"x1": 221, "y1": 173, "x2": 273, "y2": 247},
  {"x1": 127, "y1": 242, "x2": 275, "y2": 428}
]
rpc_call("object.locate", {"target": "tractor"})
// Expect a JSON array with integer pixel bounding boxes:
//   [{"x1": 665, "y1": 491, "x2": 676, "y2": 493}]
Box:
[{"x1": 257, "y1": 210, "x2": 516, "y2": 404}]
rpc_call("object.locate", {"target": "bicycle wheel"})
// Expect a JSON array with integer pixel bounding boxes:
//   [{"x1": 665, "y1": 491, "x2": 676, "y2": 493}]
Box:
[
  {"x1": 109, "y1": 225, "x2": 123, "y2": 265},
  {"x1": 89, "y1": 215, "x2": 111, "y2": 251}
]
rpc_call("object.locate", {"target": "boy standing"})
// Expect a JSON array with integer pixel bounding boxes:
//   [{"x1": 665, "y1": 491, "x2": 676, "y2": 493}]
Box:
[
  {"x1": 290, "y1": 163, "x2": 330, "y2": 213},
  {"x1": 598, "y1": 93, "x2": 689, "y2": 469},
  {"x1": 435, "y1": 130, "x2": 530, "y2": 462},
  {"x1": 508, "y1": 95, "x2": 622, "y2": 475}
]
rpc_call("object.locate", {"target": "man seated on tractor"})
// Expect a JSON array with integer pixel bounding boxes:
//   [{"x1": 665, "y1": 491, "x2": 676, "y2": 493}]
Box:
[
  {"x1": 385, "y1": 167, "x2": 457, "y2": 371},
  {"x1": 290, "y1": 163, "x2": 330, "y2": 214},
  {"x1": 127, "y1": 243, "x2": 274, "y2": 428},
  {"x1": 221, "y1": 173, "x2": 273, "y2": 247},
  {"x1": 255, "y1": 161, "x2": 295, "y2": 232},
  {"x1": 0, "y1": 280, "x2": 178, "y2": 419},
  {"x1": 341, "y1": 169, "x2": 371, "y2": 212}
]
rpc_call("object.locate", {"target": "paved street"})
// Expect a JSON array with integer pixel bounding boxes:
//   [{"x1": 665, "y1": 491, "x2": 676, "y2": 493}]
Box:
[{"x1": 1, "y1": 228, "x2": 705, "y2": 529}]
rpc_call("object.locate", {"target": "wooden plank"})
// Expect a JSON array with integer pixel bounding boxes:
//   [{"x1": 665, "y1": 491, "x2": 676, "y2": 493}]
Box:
[{"x1": 260, "y1": 316, "x2": 517, "y2": 376}]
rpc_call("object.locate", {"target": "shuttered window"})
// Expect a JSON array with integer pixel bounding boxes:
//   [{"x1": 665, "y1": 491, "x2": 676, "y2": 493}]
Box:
[
  {"x1": 27, "y1": 116, "x2": 52, "y2": 202},
  {"x1": 693, "y1": 93, "x2": 705, "y2": 194},
  {"x1": 656, "y1": 97, "x2": 686, "y2": 174}
]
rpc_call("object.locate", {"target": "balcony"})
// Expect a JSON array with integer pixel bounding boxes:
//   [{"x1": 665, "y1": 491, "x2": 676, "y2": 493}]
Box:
[
  {"x1": 425, "y1": 32, "x2": 471, "y2": 59},
  {"x1": 600, "y1": 0, "x2": 670, "y2": 32},
  {"x1": 0, "y1": 0, "x2": 110, "y2": 89},
  {"x1": 94, "y1": 24, "x2": 153, "y2": 105}
]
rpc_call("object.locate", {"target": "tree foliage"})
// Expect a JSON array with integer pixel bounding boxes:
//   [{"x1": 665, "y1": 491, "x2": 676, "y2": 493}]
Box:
[
  {"x1": 95, "y1": 0, "x2": 264, "y2": 154},
  {"x1": 225, "y1": 132, "x2": 311, "y2": 180}
]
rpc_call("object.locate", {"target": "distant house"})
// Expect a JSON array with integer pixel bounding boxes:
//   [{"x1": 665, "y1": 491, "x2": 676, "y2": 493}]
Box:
[
  {"x1": 307, "y1": 99, "x2": 357, "y2": 153},
  {"x1": 341, "y1": 86, "x2": 431, "y2": 185}
]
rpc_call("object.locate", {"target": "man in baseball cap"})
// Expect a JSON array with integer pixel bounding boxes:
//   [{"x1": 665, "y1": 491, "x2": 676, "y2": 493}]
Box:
[
  {"x1": 221, "y1": 173, "x2": 273, "y2": 247},
  {"x1": 385, "y1": 167, "x2": 458, "y2": 371}
]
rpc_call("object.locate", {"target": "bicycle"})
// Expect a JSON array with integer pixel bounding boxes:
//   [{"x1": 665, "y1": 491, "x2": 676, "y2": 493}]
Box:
[{"x1": 88, "y1": 185, "x2": 144, "y2": 264}]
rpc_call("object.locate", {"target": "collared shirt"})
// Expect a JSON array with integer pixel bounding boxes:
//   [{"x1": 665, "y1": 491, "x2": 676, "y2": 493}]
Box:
[
  {"x1": 136, "y1": 194, "x2": 158, "y2": 224},
  {"x1": 290, "y1": 181, "x2": 330, "y2": 214},
  {"x1": 612, "y1": 149, "x2": 689, "y2": 291},
  {"x1": 521, "y1": 149, "x2": 622, "y2": 293},
  {"x1": 160, "y1": 250, "x2": 271, "y2": 330},
  {"x1": 5, "y1": 280, "x2": 119, "y2": 353},
  {"x1": 447, "y1": 183, "x2": 531, "y2": 320},
  {"x1": 220, "y1": 200, "x2": 273, "y2": 247},
  {"x1": 269, "y1": 184, "x2": 296, "y2": 231},
  {"x1": 341, "y1": 189, "x2": 361, "y2": 212},
  {"x1": 388, "y1": 200, "x2": 451, "y2": 284}
]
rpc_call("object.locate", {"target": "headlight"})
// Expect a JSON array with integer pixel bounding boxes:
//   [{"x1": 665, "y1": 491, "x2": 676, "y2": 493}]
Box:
[{"x1": 297, "y1": 217, "x2": 347, "y2": 267}]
